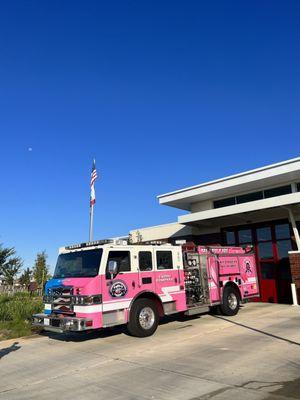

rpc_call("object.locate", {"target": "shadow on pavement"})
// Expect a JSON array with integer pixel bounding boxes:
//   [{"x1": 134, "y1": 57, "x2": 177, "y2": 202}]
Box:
[
  {"x1": 160, "y1": 313, "x2": 203, "y2": 325},
  {"x1": 190, "y1": 378, "x2": 300, "y2": 400},
  {"x1": 0, "y1": 342, "x2": 21, "y2": 360},
  {"x1": 212, "y1": 315, "x2": 300, "y2": 346},
  {"x1": 40, "y1": 313, "x2": 204, "y2": 342},
  {"x1": 41, "y1": 324, "x2": 128, "y2": 342},
  {"x1": 265, "y1": 377, "x2": 300, "y2": 399}
]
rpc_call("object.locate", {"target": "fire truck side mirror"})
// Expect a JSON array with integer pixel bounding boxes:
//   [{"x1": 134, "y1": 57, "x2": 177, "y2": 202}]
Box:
[{"x1": 108, "y1": 260, "x2": 118, "y2": 278}]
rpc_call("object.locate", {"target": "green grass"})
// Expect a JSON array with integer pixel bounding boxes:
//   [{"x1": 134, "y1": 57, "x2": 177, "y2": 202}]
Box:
[{"x1": 0, "y1": 292, "x2": 43, "y2": 340}]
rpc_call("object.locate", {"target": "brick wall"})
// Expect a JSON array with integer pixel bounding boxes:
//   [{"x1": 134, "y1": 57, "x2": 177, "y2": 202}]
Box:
[{"x1": 289, "y1": 251, "x2": 300, "y2": 302}]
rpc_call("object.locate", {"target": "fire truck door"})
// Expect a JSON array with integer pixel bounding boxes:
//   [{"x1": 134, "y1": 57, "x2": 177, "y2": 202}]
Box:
[
  {"x1": 103, "y1": 250, "x2": 137, "y2": 312},
  {"x1": 136, "y1": 249, "x2": 155, "y2": 293},
  {"x1": 154, "y1": 249, "x2": 181, "y2": 305}
]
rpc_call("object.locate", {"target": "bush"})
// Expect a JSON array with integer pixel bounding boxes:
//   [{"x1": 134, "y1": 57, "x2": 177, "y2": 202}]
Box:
[{"x1": 0, "y1": 292, "x2": 43, "y2": 340}]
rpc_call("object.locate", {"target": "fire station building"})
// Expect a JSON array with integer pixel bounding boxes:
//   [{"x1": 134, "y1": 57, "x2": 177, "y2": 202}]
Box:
[{"x1": 130, "y1": 157, "x2": 300, "y2": 305}]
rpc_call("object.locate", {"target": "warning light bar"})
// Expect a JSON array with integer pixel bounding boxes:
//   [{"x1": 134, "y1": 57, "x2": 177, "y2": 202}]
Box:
[
  {"x1": 65, "y1": 239, "x2": 114, "y2": 250},
  {"x1": 64, "y1": 238, "x2": 129, "y2": 250}
]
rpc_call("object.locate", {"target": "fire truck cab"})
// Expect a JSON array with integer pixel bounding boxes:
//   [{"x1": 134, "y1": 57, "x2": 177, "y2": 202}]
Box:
[{"x1": 33, "y1": 239, "x2": 259, "y2": 337}]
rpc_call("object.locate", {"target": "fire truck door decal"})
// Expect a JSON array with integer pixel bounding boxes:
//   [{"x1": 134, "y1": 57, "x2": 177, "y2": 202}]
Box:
[
  {"x1": 159, "y1": 285, "x2": 181, "y2": 302},
  {"x1": 109, "y1": 280, "x2": 128, "y2": 298}
]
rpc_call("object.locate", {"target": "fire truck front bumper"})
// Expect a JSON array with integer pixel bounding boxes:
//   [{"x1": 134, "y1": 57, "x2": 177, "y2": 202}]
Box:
[{"x1": 32, "y1": 313, "x2": 93, "y2": 333}]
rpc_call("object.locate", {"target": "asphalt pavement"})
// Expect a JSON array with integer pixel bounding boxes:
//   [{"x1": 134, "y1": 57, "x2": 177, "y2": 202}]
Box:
[{"x1": 0, "y1": 303, "x2": 299, "y2": 400}]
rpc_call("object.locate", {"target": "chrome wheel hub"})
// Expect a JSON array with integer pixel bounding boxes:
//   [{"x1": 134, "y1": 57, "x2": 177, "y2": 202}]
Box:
[
  {"x1": 228, "y1": 293, "x2": 238, "y2": 310},
  {"x1": 139, "y1": 307, "x2": 155, "y2": 330}
]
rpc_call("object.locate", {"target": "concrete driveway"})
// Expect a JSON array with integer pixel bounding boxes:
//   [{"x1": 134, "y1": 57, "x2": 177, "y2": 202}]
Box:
[{"x1": 0, "y1": 303, "x2": 299, "y2": 400}]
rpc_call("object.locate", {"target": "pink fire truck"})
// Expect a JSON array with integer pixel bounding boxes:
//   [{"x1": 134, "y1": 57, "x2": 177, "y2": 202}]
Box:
[{"x1": 33, "y1": 239, "x2": 259, "y2": 337}]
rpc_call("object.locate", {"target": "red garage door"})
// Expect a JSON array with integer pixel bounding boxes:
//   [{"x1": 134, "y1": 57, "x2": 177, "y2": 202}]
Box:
[{"x1": 223, "y1": 221, "x2": 293, "y2": 304}]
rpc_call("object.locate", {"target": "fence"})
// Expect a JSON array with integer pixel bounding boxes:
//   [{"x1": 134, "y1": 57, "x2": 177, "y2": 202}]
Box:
[{"x1": 0, "y1": 285, "x2": 43, "y2": 296}]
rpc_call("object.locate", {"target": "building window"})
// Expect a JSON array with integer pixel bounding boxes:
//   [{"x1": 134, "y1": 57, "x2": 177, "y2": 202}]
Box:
[
  {"x1": 156, "y1": 251, "x2": 173, "y2": 270},
  {"x1": 238, "y1": 229, "x2": 252, "y2": 244},
  {"x1": 139, "y1": 251, "x2": 152, "y2": 271},
  {"x1": 278, "y1": 258, "x2": 292, "y2": 280},
  {"x1": 256, "y1": 227, "x2": 272, "y2": 242},
  {"x1": 277, "y1": 240, "x2": 292, "y2": 260},
  {"x1": 297, "y1": 183, "x2": 300, "y2": 192},
  {"x1": 275, "y1": 223, "x2": 290, "y2": 240},
  {"x1": 225, "y1": 231, "x2": 236, "y2": 245},
  {"x1": 213, "y1": 185, "x2": 292, "y2": 209},
  {"x1": 213, "y1": 197, "x2": 236, "y2": 209},
  {"x1": 260, "y1": 262, "x2": 276, "y2": 279},
  {"x1": 264, "y1": 185, "x2": 292, "y2": 199},
  {"x1": 236, "y1": 191, "x2": 263, "y2": 204},
  {"x1": 258, "y1": 242, "x2": 274, "y2": 259}
]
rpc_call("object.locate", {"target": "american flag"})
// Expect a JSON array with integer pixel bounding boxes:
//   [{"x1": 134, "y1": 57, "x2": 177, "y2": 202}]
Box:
[{"x1": 90, "y1": 159, "x2": 97, "y2": 207}]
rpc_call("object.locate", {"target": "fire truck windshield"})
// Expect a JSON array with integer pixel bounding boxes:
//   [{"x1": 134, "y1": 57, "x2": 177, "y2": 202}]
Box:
[{"x1": 53, "y1": 249, "x2": 103, "y2": 278}]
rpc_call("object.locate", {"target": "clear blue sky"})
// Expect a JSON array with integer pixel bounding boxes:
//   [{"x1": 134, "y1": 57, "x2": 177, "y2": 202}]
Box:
[{"x1": 0, "y1": 1, "x2": 300, "y2": 272}]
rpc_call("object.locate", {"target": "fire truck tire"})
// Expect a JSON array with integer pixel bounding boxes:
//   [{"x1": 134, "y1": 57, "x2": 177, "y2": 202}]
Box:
[
  {"x1": 127, "y1": 298, "x2": 159, "y2": 337},
  {"x1": 220, "y1": 286, "x2": 240, "y2": 316}
]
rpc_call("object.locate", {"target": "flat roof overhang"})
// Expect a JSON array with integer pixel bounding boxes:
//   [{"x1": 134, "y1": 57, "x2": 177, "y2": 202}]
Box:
[
  {"x1": 178, "y1": 193, "x2": 300, "y2": 227},
  {"x1": 158, "y1": 157, "x2": 300, "y2": 211}
]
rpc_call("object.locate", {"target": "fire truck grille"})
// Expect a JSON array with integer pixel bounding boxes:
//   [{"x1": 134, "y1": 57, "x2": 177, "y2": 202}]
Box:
[
  {"x1": 49, "y1": 286, "x2": 74, "y2": 314},
  {"x1": 51, "y1": 319, "x2": 61, "y2": 327}
]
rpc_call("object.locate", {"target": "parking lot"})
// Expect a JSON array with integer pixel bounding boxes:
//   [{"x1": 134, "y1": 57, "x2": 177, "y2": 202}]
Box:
[{"x1": 0, "y1": 303, "x2": 299, "y2": 400}]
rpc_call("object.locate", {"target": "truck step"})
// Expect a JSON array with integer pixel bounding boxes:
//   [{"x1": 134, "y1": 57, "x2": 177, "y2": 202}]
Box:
[{"x1": 184, "y1": 305, "x2": 210, "y2": 316}]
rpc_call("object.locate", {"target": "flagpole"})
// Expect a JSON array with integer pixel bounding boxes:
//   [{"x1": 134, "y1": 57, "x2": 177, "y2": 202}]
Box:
[
  {"x1": 89, "y1": 204, "x2": 94, "y2": 242},
  {"x1": 89, "y1": 159, "x2": 97, "y2": 242}
]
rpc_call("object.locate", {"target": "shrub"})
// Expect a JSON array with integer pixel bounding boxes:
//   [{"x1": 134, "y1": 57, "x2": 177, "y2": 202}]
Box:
[{"x1": 0, "y1": 293, "x2": 43, "y2": 339}]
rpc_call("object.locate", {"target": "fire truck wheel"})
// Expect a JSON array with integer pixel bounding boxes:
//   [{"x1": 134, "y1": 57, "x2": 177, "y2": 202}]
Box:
[
  {"x1": 220, "y1": 286, "x2": 240, "y2": 316},
  {"x1": 127, "y1": 298, "x2": 159, "y2": 337}
]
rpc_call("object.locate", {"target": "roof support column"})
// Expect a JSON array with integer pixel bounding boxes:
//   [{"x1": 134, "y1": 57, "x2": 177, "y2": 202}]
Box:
[{"x1": 287, "y1": 208, "x2": 300, "y2": 251}]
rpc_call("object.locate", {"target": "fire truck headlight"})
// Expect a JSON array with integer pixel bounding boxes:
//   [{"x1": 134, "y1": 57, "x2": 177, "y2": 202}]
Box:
[
  {"x1": 73, "y1": 295, "x2": 102, "y2": 305},
  {"x1": 82, "y1": 295, "x2": 102, "y2": 305},
  {"x1": 91, "y1": 295, "x2": 102, "y2": 304},
  {"x1": 82, "y1": 296, "x2": 93, "y2": 305},
  {"x1": 65, "y1": 320, "x2": 76, "y2": 328}
]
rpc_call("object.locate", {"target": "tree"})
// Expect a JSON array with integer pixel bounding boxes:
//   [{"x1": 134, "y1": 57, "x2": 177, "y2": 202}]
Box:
[
  {"x1": 135, "y1": 230, "x2": 143, "y2": 244},
  {"x1": 128, "y1": 233, "x2": 133, "y2": 244},
  {"x1": 32, "y1": 251, "x2": 50, "y2": 287},
  {"x1": 0, "y1": 244, "x2": 23, "y2": 285},
  {"x1": 19, "y1": 268, "x2": 32, "y2": 286},
  {"x1": 128, "y1": 230, "x2": 143, "y2": 244}
]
